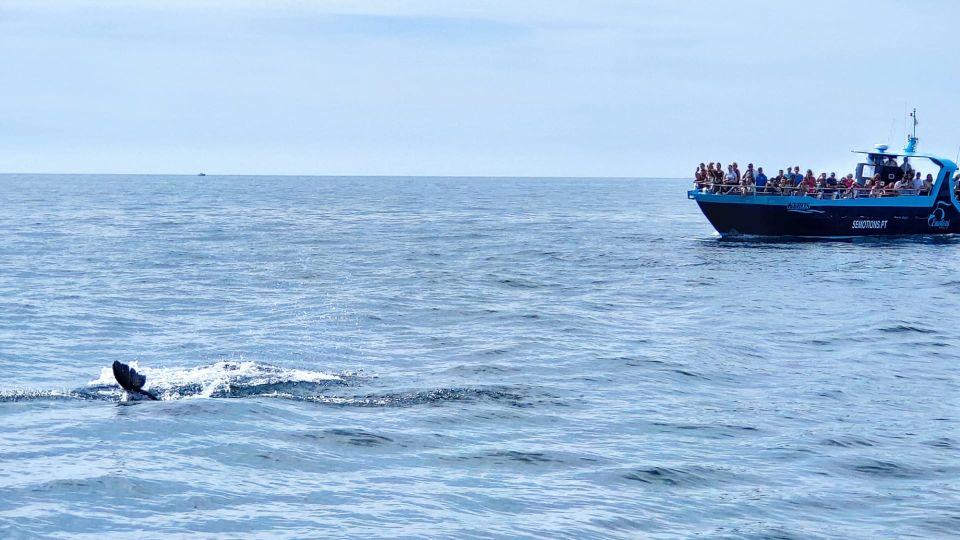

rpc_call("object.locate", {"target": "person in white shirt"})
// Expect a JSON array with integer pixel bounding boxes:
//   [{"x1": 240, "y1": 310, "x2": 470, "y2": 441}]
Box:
[
  {"x1": 893, "y1": 177, "x2": 908, "y2": 194},
  {"x1": 911, "y1": 172, "x2": 923, "y2": 191},
  {"x1": 724, "y1": 165, "x2": 739, "y2": 194}
]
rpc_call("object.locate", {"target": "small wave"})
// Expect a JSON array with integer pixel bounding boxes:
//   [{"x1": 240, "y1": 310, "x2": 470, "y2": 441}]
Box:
[
  {"x1": 484, "y1": 450, "x2": 559, "y2": 464},
  {"x1": 28, "y1": 475, "x2": 165, "y2": 495},
  {"x1": 849, "y1": 459, "x2": 921, "y2": 479},
  {"x1": 651, "y1": 421, "x2": 761, "y2": 438},
  {"x1": 442, "y1": 449, "x2": 564, "y2": 466},
  {"x1": 878, "y1": 324, "x2": 936, "y2": 334},
  {"x1": 924, "y1": 437, "x2": 956, "y2": 449},
  {"x1": 324, "y1": 428, "x2": 394, "y2": 447},
  {"x1": 669, "y1": 368, "x2": 710, "y2": 380},
  {"x1": 496, "y1": 278, "x2": 541, "y2": 289},
  {"x1": 623, "y1": 466, "x2": 714, "y2": 487},
  {"x1": 296, "y1": 387, "x2": 529, "y2": 408},
  {"x1": 821, "y1": 436, "x2": 877, "y2": 448},
  {"x1": 921, "y1": 515, "x2": 960, "y2": 537},
  {"x1": 0, "y1": 388, "x2": 116, "y2": 403},
  {"x1": 441, "y1": 363, "x2": 517, "y2": 376}
]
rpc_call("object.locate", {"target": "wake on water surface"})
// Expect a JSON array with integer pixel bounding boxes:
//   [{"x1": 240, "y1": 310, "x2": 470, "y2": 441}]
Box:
[{"x1": 0, "y1": 360, "x2": 531, "y2": 408}]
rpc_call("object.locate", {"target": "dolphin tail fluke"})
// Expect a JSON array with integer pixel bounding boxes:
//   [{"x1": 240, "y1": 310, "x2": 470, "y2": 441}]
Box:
[{"x1": 112, "y1": 361, "x2": 159, "y2": 400}]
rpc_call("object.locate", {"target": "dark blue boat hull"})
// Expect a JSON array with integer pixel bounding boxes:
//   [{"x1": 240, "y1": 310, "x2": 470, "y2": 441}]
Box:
[{"x1": 689, "y1": 182, "x2": 960, "y2": 238}]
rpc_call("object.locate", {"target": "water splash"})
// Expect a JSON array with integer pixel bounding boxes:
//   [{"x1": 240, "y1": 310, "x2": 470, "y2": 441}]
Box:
[
  {"x1": 1, "y1": 361, "x2": 349, "y2": 403},
  {"x1": 0, "y1": 361, "x2": 532, "y2": 409}
]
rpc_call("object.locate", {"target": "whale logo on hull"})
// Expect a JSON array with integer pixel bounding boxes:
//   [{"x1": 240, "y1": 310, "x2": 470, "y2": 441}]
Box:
[{"x1": 928, "y1": 201, "x2": 952, "y2": 229}]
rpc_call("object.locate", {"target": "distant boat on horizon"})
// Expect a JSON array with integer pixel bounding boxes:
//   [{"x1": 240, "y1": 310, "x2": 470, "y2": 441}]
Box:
[{"x1": 198, "y1": 172, "x2": 206, "y2": 176}]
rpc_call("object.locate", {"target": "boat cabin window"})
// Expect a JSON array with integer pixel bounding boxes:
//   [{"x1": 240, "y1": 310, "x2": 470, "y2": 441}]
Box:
[
  {"x1": 856, "y1": 163, "x2": 903, "y2": 183},
  {"x1": 857, "y1": 154, "x2": 907, "y2": 184}
]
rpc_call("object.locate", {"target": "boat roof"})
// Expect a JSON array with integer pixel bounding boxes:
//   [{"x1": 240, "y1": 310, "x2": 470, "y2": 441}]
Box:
[{"x1": 852, "y1": 149, "x2": 956, "y2": 168}]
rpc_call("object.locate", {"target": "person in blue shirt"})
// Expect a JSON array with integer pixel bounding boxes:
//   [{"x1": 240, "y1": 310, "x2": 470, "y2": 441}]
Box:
[
  {"x1": 824, "y1": 172, "x2": 838, "y2": 198},
  {"x1": 755, "y1": 166, "x2": 768, "y2": 189},
  {"x1": 792, "y1": 166, "x2": 803, "y2": 186}
]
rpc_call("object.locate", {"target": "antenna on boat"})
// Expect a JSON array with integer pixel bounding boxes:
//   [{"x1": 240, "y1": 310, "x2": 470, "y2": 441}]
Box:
[
  {"x1": 903, "y1": 102, "x2": 908, "y2": 140},
  {"x1": 904, "y1": 108, "x2": 919, "y2": 153}
]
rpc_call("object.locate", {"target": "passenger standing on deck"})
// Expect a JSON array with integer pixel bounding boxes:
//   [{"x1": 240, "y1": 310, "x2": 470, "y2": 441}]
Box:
[
  {"x1": 792, "y1": 166, "x2": 803, "y2": 188},
  {"x1": 724, "y1": 165, "x2": 739, "y2": 194},
  {"x1": 765, "y1": 171, "x2": 782, "y2": 194},
  {"x1": 901, "y1": 158, "x2": 913, "y2": 180},
  {"x1": 870, "y1": 174, "x2": 885, "y2": 197},
  {"x1": 893, "y1": 175, "x2": 909, "y2": 195},
  {"x1": 824, "y1": 172, "x2": 838, "y2": 199},
  {"x1": 842, "y1": 174, "x2": 858, "y2": 198},
  {"x1": 755, "y1": 167, "x2": 768, "y2": 191},
  {"x1": 912, "y1": 171, "x2": 923, "y2": 191},
  {"x1": 923, "y1": 173, "x2": 936, "y2": 196},
  {"x1": 740, "y1": 167, "x2": 755, "y2": 196},
  {"x1": 733, "y1": 162, "x2": 741, "y2": 182},
  {"x1": 713, "y1": 163, "x2": 724, "y2": 192},
  {"x1": 778, "y1": 169, "x2": 789, "y2": 193},
  {"x1": 802, "y1": 170, "x2": 817, "y2": 196},
  {"x1": 780, "y1": 167, "x2": 791, "y2": 193}
]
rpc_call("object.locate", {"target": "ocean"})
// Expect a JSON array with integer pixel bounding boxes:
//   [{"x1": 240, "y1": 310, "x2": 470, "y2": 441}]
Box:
[{"x1": 0, "y1": 174, "x2": 957, "y2": 539}]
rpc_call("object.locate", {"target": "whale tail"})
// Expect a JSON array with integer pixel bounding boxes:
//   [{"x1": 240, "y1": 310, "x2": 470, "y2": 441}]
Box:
[{"x1": 112, "y1": 361, "x2": 159, "y2": 400}]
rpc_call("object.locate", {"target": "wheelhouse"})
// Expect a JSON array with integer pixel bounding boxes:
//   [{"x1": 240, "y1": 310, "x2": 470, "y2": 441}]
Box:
[{"x1": 853, "y1": 145, "x2": 952, "y2": 197}]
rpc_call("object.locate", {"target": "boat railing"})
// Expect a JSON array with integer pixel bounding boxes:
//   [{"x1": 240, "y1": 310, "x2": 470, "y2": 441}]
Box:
[{"x1": 690, "y1": 183, "x2": 930, "y2": 199}]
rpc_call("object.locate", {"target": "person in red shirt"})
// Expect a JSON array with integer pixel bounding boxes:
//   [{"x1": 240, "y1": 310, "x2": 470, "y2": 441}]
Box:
[
  {"x1": 801, "y1": 170, "x2": 818, "y2": 195},
  {"x1": 841, "y1": 174, "x2": 858, "y2": 198},
  {"x1": 694, "y1": 163, "x2": 707, "y2": 189}
]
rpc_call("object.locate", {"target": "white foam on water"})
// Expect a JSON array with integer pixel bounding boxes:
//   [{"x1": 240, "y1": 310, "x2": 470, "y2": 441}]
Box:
[{"x1": 88, "y1": 360, "x2": 342, "y2": 400}]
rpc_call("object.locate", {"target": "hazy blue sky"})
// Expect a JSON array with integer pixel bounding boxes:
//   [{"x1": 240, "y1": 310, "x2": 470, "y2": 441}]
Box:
[{"x1": 2, "y1": 0, "x2": 959, "y2": 176}]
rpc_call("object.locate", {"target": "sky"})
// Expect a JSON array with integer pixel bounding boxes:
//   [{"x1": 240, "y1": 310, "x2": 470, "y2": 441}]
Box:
[{"x1": 1, "y1": 0, "x2": 959, "y2": 177}]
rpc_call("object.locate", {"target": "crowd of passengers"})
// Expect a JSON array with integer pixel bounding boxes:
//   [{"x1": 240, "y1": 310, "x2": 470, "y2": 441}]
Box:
[{"x1": 693, "y1": 160, "x2": 943, "y2": 198}]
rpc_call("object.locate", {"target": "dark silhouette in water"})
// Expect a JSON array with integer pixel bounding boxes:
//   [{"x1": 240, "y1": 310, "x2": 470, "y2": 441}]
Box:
[{"x1": 112, "y1": 361, "x2": 159, "y2": 401}]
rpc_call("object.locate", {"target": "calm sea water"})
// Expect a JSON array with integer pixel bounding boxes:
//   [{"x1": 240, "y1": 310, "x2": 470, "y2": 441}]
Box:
[{"x1": 0, "y1": 174, "x2": 957, "y2": 539}]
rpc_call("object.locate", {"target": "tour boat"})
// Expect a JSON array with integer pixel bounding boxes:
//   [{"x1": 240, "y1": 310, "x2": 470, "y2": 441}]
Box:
[{"x1": 688, "y1": 114, "x2": 960, "y2": 238}]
